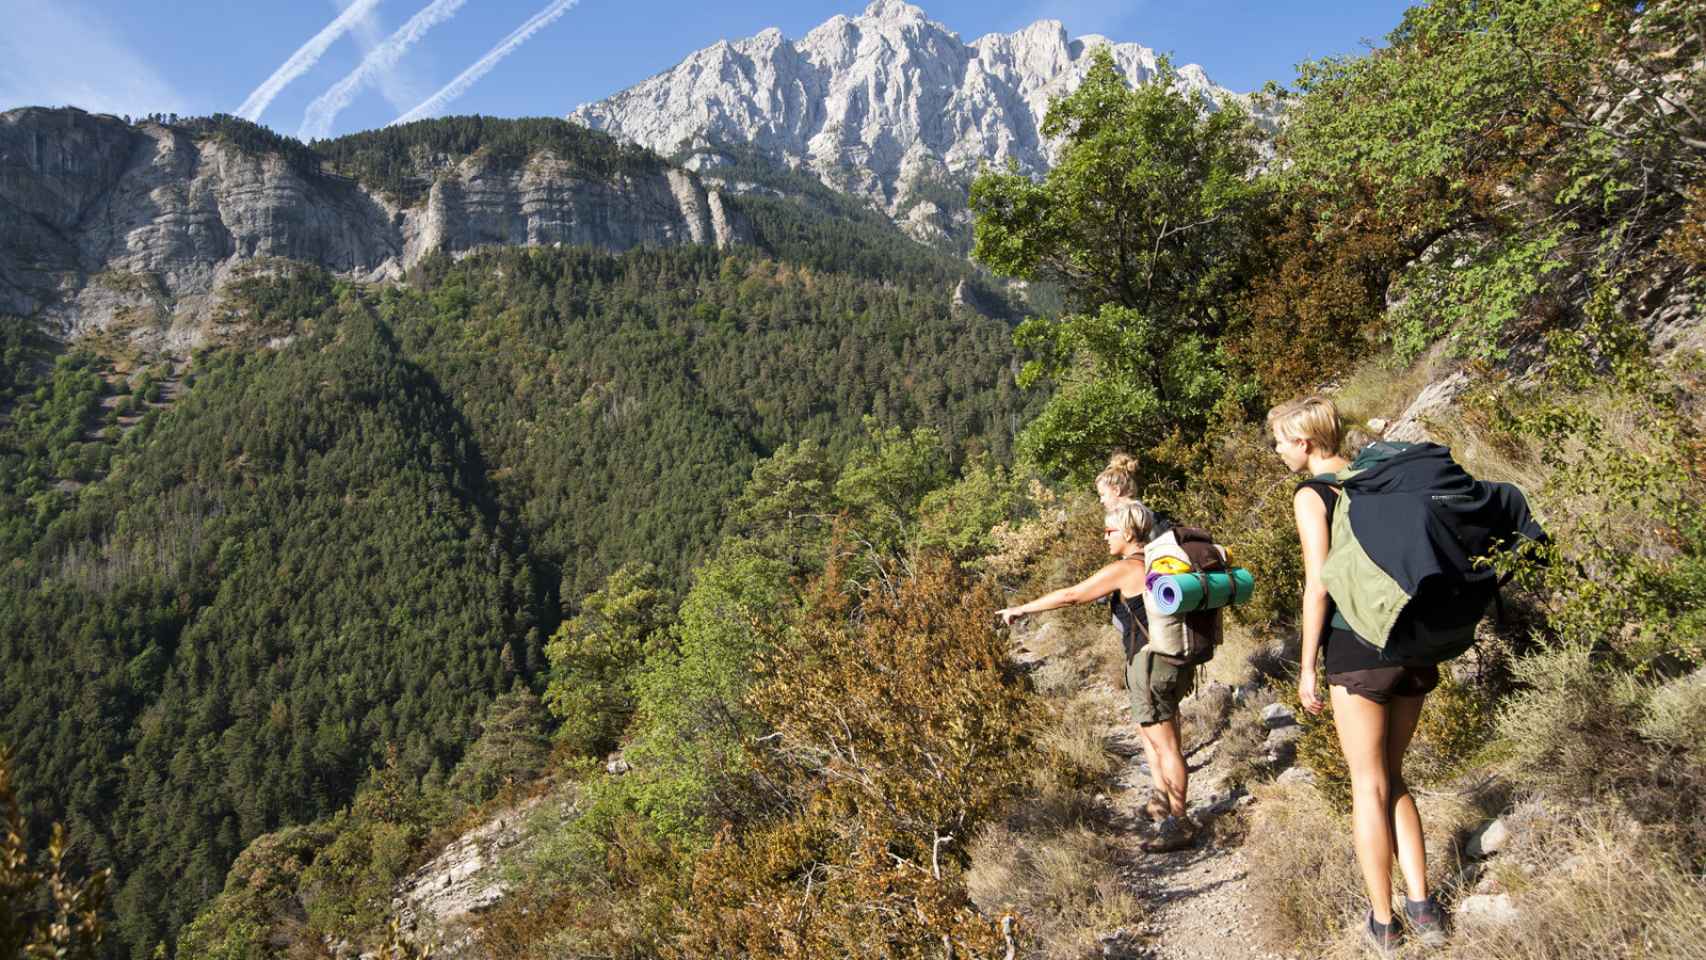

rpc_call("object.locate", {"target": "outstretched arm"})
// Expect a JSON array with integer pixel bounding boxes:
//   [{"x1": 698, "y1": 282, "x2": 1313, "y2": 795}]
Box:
[{"x1": 997, "y1": 556, "x2": 1140, "y2": 625}]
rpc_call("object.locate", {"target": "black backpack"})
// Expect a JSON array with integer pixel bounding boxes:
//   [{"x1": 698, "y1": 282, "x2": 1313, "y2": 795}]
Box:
[{"x1": 1325, "y1": 442, "x2": 1547, "y2": 664}]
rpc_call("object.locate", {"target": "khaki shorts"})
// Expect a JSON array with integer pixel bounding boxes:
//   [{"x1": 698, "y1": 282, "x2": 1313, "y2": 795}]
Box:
[{"x1": 1127, "y1": 651, "x2": 1188, "y2": 726}]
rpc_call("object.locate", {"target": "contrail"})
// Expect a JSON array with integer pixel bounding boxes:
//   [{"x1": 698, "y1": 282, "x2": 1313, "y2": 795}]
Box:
[
  {"x1": 299, "y1": 0, "x2": 470, "y2": 140},
  {"x1": 237, "y1": 0, "x2": 385, "y2": 122},
  {"x1": 390, "y1": 0, "x2": 578, "y2": 126}
]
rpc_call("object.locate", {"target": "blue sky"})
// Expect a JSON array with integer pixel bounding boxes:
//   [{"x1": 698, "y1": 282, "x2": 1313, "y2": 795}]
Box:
[{"x1": 0, "y1": 0, "x2": 1415, "y2": 141}]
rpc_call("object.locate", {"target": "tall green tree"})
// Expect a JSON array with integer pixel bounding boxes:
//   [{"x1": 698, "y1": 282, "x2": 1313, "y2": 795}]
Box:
[{"x1": 970, "y1": 47, "x2": 1267, "y2": 483}]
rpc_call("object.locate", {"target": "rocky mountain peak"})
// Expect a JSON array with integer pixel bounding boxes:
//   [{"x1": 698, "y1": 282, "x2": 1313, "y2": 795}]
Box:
[
  {"x1": 568, "y1": 4, "x2": 1263, "y2": 243},
  {"x1": 863, "y1": 0, "x2": 930, "y2": 24}
]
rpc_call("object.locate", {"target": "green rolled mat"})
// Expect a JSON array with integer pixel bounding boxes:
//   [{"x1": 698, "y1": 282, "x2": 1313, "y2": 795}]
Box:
[{"x1": 1151, "y1": 568, "x2": 1255, "y2": 613}]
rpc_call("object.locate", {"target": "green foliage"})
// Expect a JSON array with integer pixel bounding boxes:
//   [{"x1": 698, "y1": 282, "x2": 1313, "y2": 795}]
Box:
[
  {"x1": 2, "y1": 746, "x2": 112, "y2": 960},
  {"x1": 448, "y1": 687, "x2": 553, "y2": 805},
  {"x1": 723, "y1": 437, "x2": 837, "y2": 571},
  {"x1": 175, "y1": 824, "x2": 335, "y2": 960},
  {"x1": 312, "y1": 116, "x2": 664, "y2": 205},
  {"x1": 5, "y1": 233, "x2": 1033, "y2": 956},
  {"x1": 297, "y1": 754, "x2": 441, "y2": 939},
  {"x1": 622, "y1": 540, "x2": 796, "y2": 839},
  {"x1": 544, "y1": 563, "x2": 669, "y2": 757},
  {"x1": 385, "y1": 245, "x2": 1033, "y2": 602},
  {"x1": 970, "y1": 48, "x2": 1265, "y2": 484},
  {"x1": 832, "y1": 419, "x2": 951, "y2": 558},
  {"x1": 3, "y1": 307, "x2": 521, "y2": 956},
  {"x1": 916, "y1": 453, "x2": 1029, "y2": 561},
  {"x1": 1273, "y1": 0, "x2": 1705, "y2": 361},
  {"x1": 1486, "y1": 313, "x2": 1706, "y2": 666}
]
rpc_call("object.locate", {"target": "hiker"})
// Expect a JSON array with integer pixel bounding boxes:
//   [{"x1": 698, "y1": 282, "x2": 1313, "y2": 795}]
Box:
[
  {"x1": 1096, "y1": 452, "x2": 1140, "y2": 510},
  {"x1": 996, "y1": 498, "x2": 1197, "y2": 852},
  {"x1": 1270, "y1": 396, "x2": 1448, "y2": 953}
]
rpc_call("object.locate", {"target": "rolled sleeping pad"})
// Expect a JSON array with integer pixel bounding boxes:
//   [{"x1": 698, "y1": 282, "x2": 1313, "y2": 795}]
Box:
[{"x1": 1151, "y1": 568, "x2": 1256, "y2": 614}]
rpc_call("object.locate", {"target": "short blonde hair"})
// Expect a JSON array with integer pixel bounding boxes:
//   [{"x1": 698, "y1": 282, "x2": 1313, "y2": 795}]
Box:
[
  {"x1": 1104, "y1": 498, "x2": 1155, "y2": 546},
  {"x1": 1096, "y1": 452, "x2": 1140, "y2": 499},
  {"x1": 1266, "y1": 396, "x2": 1343, "y2": 454}
]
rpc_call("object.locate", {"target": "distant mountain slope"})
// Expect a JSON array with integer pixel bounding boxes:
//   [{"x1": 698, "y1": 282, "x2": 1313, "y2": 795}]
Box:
[
  {"x1": 0, "y1": 110, "x2": 745, "y2": 349},
  {"x1": 568, "y1": 1, "x2": 1265, "y2": 242}
]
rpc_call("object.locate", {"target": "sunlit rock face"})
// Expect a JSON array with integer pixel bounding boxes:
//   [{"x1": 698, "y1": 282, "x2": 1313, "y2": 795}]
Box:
[
  {"x1": 569, "y1": 1, "x2": 1264, "y2": 241},
  {"x1": 0, "y1": 107, "x2": 742, "y2": 348}
]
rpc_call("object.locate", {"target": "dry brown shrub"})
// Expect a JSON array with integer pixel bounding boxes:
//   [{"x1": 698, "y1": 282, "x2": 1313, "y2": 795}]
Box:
[
  {"x1": 1234, "y1": 200, "x2": 1406, "y2": 400},
  {"x1": 1660, "y1": 181, "x2": 1706, "y2": 270},
  {"x1": 664, "y1": 557, "x2": 1038, "y2": 958}
]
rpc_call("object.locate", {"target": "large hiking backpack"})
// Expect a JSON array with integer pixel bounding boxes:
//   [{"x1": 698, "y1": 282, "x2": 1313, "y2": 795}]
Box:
[
  {"x1": 1141, "y1": 525, "x2": 1229, "y2": 667},
  {"x1": 1319, "y1": 441, "x2": 1547, "y2": 664}
]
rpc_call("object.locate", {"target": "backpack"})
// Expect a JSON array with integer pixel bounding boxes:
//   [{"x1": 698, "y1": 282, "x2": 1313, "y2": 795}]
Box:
[
  {"x1": 1141, "y1": 525, "x2": 1229, "y2": 667},
  {"x1": 1318, "y1": 441, "x2": 1547, "y2": 664}
]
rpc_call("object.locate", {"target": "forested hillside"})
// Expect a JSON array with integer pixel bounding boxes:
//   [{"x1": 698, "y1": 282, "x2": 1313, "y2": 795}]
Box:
[{"x1": 0, "y1": 233, "x2": 1036, "y2": 956}]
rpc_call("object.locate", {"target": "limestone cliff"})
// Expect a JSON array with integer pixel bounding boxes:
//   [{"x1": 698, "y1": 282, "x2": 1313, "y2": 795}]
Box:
[
  {"x1": 569, "y1": 0, "x2": 1273, "y2": 242},
  {"x1": 0, "y1": 107, "x2": 745, "y2": 349}
]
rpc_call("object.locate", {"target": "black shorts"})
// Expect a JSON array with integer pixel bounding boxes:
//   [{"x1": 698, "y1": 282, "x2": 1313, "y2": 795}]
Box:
[{"x1": 1326, "y1": 663, "x2": 1440, "y2": 704}]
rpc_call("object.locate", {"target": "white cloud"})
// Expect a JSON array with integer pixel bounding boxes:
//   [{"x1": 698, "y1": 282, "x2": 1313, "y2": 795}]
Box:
[{"x1": 0, "y1": 0, "x2": 188, "y2": 116}]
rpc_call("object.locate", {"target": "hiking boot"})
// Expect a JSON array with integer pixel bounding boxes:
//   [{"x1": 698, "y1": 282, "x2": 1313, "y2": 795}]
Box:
[
  {"x1": 1405, "y1": 895, "x2": 1449, "y2": 947},
  {"x1": 1141, "y1": 815, "x2": 1197, "y2": 853},
  {"x1": 1362, "y1": 911, "x2": 1402, "y2": 958},
  {"x1": 1142, "y1": 790, "x2": 1170, "y2": 823}
]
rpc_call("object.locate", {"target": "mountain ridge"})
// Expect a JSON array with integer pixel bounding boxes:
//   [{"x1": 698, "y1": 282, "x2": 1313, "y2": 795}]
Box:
[
  {"x1": 0, "y1": 109, "x2": 747, "y2": 350},
  {"x1": 568, "y1": 1, "x2": 1266, "y2": 242}
]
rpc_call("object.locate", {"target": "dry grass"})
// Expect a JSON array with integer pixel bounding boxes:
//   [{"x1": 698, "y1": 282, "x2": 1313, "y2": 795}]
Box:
[
  {"x1": 1331, "y1": 341, "x2": 1458, "y2": 433},
  {"x1": 1440, "y1": 804, "x2": 1706, "y2": 960},
  {"x1": 966, "y1": 808, "x2": 1141, "y2": 960},
  {"x1": 1422, "y1": 393, "x2": 1548, "y2": 494},
  {"x1": 1203, "y1": 619, "x2": 1274, "y2": 688},
  {"x1": 1244, "y1": 777, "x2": 1482, "y2": 957},
  {"x1": 1038, "y1": 691, "x2": 1122, "y2": 785},
  {"x1": 1215, "y1": 688, "x2": 1281, "y2": 783},
  {"x1": 1243, "y1": 779, "x2": 1363, "y2": 953}
]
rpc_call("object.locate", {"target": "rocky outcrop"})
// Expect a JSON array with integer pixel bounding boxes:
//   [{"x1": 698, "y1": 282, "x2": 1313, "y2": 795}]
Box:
[
  {"x1": 391, "y1": 796, "x2": 543, "y2": 956},
  {"x1": 569, "y1": 1, "x2": 1271, "y2": 240},
  {"x1": 0, "y1": 107, "x2": 745, "y2": 349}
]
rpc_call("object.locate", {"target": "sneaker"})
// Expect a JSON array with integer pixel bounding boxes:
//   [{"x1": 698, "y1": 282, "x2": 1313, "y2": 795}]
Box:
[
  {"x1": 1141, "y1": 815, "x2": 1197, "y2": 853},
  {"x1": 1143, "y1": 790, "x2": 1170, "y2": 823},
  {"x1": 1362, "y1": 911, "x2": 1402, "y2": 958},
  {"x1": 1405, "y1": 895, "x2": 1448, "y2": 947}
]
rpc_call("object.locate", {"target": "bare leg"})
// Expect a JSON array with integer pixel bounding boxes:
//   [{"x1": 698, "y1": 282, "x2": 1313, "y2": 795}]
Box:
[
  {"x1": 1384, "y1": 693, "x2": 1430, "y2": 902},
  {"x1": 1137, "y1": 726, "x2": 1162, "y2": 799},
  {"x1": 1331, "y1": 685, "x2": 1401, "y2": 924},
  {"x1": 1141, "y1": 718, "x2": 1189, "y2": 817}
]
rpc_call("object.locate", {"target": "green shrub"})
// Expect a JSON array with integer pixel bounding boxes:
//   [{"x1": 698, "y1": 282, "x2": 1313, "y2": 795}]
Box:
[{"x1": 544, "y1": 563, "x2": 669, "y2": 757}]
